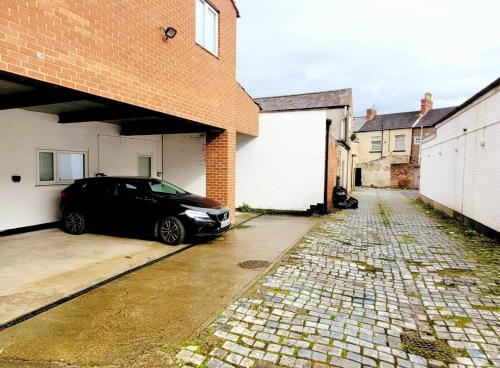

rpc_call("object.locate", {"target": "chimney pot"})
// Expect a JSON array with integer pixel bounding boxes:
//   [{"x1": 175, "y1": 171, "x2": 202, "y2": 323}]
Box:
[
  {"x1": 421, "y1": 92, "x2": 433, "y2": 114},
  {"x1": 366, "y1": 108, "x2": 377, "y2": 120}
]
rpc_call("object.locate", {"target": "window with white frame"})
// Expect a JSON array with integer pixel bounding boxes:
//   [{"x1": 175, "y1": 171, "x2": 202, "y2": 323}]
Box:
[
  {"x1": 137, "y1": 155, "x2": 152, "y2": 177},
  {"x1": 196, "y1": 0, "x2": 218, "y2": 55},
  {"x1": 371, "y1": 136, "x2": 382, "y2": 152},
  {"x1": 414, "y1": 136, "x2": 421, "y2": 145},
  {"x1": 37, "y1": 150, "x2": 86, "y2": 184},
  {"x1": 394, "y1": 135, "x2": 405, "y2": 151}
]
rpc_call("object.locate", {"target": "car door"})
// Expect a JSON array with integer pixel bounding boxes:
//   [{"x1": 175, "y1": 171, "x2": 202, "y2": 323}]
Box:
[
  {"x1": 82, "y1": 179, "x2": 119, "y2": 228},
  {"x1": 115, "y1": 179, "x2": 156, "y2": 232}
]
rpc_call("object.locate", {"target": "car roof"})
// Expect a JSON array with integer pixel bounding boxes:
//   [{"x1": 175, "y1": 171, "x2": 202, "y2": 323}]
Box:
[{"x1": 79, "y1": 176, "x2": 160, "y2": 181}]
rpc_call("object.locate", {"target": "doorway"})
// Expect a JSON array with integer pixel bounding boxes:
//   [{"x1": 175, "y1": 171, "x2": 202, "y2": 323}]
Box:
[{"x1": 355, "y1": 168, "x2": 362, "y2": 186}]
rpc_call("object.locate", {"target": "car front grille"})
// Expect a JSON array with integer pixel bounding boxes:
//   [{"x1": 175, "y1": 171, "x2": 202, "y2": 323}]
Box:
[{"x1": 216, "y1": 212, "x2": 230, "y2": 222}]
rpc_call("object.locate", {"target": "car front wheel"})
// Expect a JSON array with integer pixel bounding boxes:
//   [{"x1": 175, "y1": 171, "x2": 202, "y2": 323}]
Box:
[
  {"x1": 63, "y1": 211, "x2": 86, "y2": 235},
  {"x1": 158, "y1": 216, "x2": 186, "y2": 245}
]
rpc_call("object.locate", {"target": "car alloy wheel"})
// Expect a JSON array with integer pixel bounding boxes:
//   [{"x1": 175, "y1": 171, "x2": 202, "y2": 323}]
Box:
[
  {"x1": 64, "y1": 212, "x2": 85, "y2": 235},
  {"x1": 161, "y1": 219, "x2": 179, "y2": 242},
  {"x1": 159, "y1": 216, "x2": 185, "y2": 245}
]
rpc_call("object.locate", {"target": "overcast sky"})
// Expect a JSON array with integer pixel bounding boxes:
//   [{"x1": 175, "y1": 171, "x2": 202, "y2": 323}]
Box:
[{"x1": 235, "y1": 0, "x2": 500, "y2": 116}]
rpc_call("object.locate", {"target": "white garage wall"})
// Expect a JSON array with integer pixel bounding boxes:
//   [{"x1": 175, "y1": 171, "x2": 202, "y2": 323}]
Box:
[
  {"x1": 98, "y1": 135, "x2": 161, "y2": 177},
  {"x1": 163, "y1": 133, "x2": 206, "y2": 196},
  {"x1": 236, "y1": 110, "x2": 327, "y2": 211},
  {"x1": 0, "y1": 109, "x2": 163, "y2": 231},
  {"x1": 420, "y1": 87, "x2": 500, "y2": 232}
]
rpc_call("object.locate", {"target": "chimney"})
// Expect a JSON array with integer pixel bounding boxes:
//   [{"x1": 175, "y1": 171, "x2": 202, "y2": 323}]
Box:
[
  {"x1": 420, "y1": 92, "x2": 433, "y2": 114},
  {"x1": 366, "y1": 108, "x2": 377, "y2": 120}
]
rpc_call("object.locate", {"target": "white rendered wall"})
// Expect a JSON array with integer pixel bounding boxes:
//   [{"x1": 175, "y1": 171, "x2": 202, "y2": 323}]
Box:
[
  {"x1": 420, "y1": 87, "x2": 500, "y2": 232},
  {"x1": 98, "y1": 135, "x2": 161, "y2": 177},
  {"x1": 0, "y1": 109, "x2": 162, "y2": 231},
  {"x1": 163, "y1": 133, "x2": 206, "y2": 196},
  {"x1": 236, "y1": 110, "x2": 327, "y2": 211}
]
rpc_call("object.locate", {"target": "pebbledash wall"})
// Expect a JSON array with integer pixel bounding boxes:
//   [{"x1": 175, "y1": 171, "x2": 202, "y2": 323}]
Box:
[
  {"x1": 420, "y1": 85, "x2": 500, "y2": 233},
  {"x1": 236, "y1": 109, "x2": 332, "y2": 212},
  {"x1": 0, "y1": 109, "x2": 207, "y2": 231}
]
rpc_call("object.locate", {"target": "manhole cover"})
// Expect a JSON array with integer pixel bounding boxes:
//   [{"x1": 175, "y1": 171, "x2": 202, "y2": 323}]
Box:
[{"x1": 239, "y1": 260, "x2": 271, "y2": 269}]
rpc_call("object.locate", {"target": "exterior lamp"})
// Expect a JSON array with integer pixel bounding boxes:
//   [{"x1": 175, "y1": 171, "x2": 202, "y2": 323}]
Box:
[{"x1": 161, "y1": 26, "x2": 177, "y2": 41}]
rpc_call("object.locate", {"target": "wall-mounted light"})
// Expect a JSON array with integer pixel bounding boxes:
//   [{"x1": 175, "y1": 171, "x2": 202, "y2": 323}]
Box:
[{"x1": 161, "y1": 26, "x2": 177, "y2": 41}]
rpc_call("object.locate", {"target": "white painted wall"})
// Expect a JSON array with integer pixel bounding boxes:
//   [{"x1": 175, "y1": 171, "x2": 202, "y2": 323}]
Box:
[
  {"x1": 0, "y1": 109, "x2": 170, "y2": 231},
  {"x1": 163, "y1": 133, "x2": 206, "y2": 196},
  {"x1": 98, "y1": 135, "x2": 161, "y2": 177},
  {"x1": 420, "y1": 86, "x2": 500, "y2": 232},
  {"x1": 236, "y1": 110, "x2": 327, "y2": 211}
]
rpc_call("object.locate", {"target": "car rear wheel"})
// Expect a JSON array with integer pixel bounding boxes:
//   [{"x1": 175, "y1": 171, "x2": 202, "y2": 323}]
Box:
[
  {"x1": 158, "y1": 216, "x2": 185, "y2": 245},
  {"x1": 63, "y1": 211, "x2": 86, "y2": 235}
]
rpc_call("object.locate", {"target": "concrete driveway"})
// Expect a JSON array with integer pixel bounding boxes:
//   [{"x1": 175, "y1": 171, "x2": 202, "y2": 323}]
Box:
[
  {"x1": 0, "y1": 215, "x2": 318, "y2": 367},
  {"x1": 0, "y1": 229, "x2": 187, "y2": 326}
]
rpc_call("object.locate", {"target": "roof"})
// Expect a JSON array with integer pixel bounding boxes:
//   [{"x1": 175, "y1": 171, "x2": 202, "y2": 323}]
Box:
[
  {"x1": 418, "y1": 106, "x2": 456, "y2": 128},
  {"x1": 432, "y1": 76, "x2": 500, "y2": 127},
  {"x1": 254, "y1": 89, "x2": 352, "y2": 113},
  {"x1": 357, "y1": 111, "x2": 420, "y2": 132},
  {"x1": 352, "y1": 117, "x2": 367, "y2": 132}
]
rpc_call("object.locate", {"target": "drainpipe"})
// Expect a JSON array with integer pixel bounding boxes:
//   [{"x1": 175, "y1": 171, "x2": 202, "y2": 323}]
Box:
[{"x1": 380, "y1": 124, "x2": 384, "y2": 159}]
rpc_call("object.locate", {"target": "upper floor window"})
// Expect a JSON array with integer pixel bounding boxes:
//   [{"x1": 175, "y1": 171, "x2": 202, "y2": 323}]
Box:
[
  {"x1": 371, "y1": 136, "x2": 381, "y2": 152},
  {"x1": 196, "y1": 0, "x2": 218, "y2": 55},
  {"x1": 395, "y1": 135, "x2": 405, "y2": 151}
]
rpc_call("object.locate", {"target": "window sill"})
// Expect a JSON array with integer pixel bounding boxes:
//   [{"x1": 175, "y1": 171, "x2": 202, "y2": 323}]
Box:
[
  {"x1": 369, "y1": 151, "x2": 382, "y2": 153},
  {"x1": 393, "y1": 150, "x2": 406, "y2": 153},
  {"x1": 36, "y1": 181, "x2": 76, "y2": 186},
  {"x1": 195, "y1": 42, "x2": 220, "y2": 59}
]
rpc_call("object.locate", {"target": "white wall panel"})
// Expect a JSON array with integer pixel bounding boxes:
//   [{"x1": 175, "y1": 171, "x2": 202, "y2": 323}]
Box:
[
  {"x1": 0, "y1": 109, "x2": 162, "y2": 231},
  {"x1": 236, "y1": 110, "x2": 327, "y2": 211},
  {"x1": 420, "y1": 88, "x2": 500, "y2": 232},
  {"x1": 163, "y1": 133, "x2": 206, "y2": 196}
]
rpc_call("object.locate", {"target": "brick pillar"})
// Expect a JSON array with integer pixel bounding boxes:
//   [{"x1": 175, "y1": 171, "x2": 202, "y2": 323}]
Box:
[{"x1": 206, "y1": 129, "x2": 236, "y2": 221}]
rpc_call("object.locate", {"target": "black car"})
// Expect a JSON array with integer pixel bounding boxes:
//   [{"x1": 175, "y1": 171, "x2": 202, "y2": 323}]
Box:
[{"x1": 60, "y1": 177, "x2": 231, "y2": 245}]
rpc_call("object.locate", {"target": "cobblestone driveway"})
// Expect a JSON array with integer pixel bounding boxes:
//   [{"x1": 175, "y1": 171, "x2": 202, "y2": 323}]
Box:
[{"x1": 174, "y1": 189, "x2": 499, "y2": 368}]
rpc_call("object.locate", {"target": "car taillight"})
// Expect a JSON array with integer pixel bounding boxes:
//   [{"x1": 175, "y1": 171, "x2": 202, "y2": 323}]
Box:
[{"x1": 61, "y1": 191, "x2": 67, "y2": 199}]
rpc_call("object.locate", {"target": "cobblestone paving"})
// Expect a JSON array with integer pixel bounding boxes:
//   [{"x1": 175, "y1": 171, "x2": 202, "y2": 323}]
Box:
[{"x1": 174, "y1": 189, "x2": 500, "y2": 368}]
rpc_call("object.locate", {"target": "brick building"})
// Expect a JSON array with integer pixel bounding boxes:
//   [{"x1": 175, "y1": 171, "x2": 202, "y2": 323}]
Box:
[
  {"x1": 0, "y1": 0, "x2": 259, "y2": 231},
  {"x1": 353, "y1": 94, "x2": 454, "y2": 189}
]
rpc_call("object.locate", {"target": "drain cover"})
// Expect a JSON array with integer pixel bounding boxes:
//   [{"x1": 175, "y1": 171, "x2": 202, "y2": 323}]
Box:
[{"x1": 239, "y1": 260, "x2": 271, "y2": 269}]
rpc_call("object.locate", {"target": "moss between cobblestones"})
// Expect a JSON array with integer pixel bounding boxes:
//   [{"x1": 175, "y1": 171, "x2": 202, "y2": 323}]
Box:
[
  {"x1": 441, "y1": 315, "x2": 473, "y2": 328},
  {"x1": 472, "y1": 304, "x2": 500, "y2": 312},
  {"x1": 354, "y1": 261, "x2": 383, "y2": 273},
  {"x1": 377, "y1": 202, "x2": 390, "y2": 226},
  {"x1": 399, "y1": 234, "x2": 416, "y2": 244},
  {"x1": 436, "y1": 268, "x2": 477, "y2": 278},
  {"x1": 401, "y1": 330, "x2": 464, "y2": 364},
  {"x1": 405, "y1": 259, "x2": 424, "y2": 266}
]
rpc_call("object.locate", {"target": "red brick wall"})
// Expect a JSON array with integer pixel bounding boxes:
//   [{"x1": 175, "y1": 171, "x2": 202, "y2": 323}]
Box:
[
  {"x1": 325, "y1": 128, "x2": 340, "y2": 213},
  {"x1": 411, "y1": 127, "x2": 435, "y2": 163},
  {"x1": 390, "y1": 163, "x2": 417, "y2": 189},
  {"x1": 0, "y1": 0, "x2": 259, "y2": 135},
  {"x1": 206, "y1": 129, "x2": 236, "y2": 220}
]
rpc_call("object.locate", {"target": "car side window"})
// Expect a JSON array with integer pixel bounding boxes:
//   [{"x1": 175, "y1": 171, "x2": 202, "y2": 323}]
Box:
[{"x1": 117, "y1": 181, "x2": 146, "y2": 198}]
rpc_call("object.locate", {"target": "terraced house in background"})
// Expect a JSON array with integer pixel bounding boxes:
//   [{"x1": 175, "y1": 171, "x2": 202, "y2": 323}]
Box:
[
  {"x1": 0, "y1": 0, "x2": 259, "y2": 232},
  {"x1": 353, "y1": 94, "x2": 455, "y2": 189}
]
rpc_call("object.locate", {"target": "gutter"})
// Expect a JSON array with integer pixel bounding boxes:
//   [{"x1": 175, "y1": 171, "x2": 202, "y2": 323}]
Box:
[{"x1": 431, "y1": 76, "x2": 500, "y2": 127}]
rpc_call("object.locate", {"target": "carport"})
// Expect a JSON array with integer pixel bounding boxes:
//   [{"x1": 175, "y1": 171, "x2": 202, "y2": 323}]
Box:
[{"x1": 0, "y1": 70, "x2": 230, "y2": 233}]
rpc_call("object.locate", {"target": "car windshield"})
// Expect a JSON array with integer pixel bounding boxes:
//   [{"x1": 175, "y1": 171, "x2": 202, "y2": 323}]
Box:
[{"x1": 148, "y1": 180, "x2": 188, "y2": 195}]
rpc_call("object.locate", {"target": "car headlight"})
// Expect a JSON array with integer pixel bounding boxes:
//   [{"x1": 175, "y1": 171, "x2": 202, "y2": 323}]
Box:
[{"x1": 184, "y1": 209, "x2": 210, "y2": 219}]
